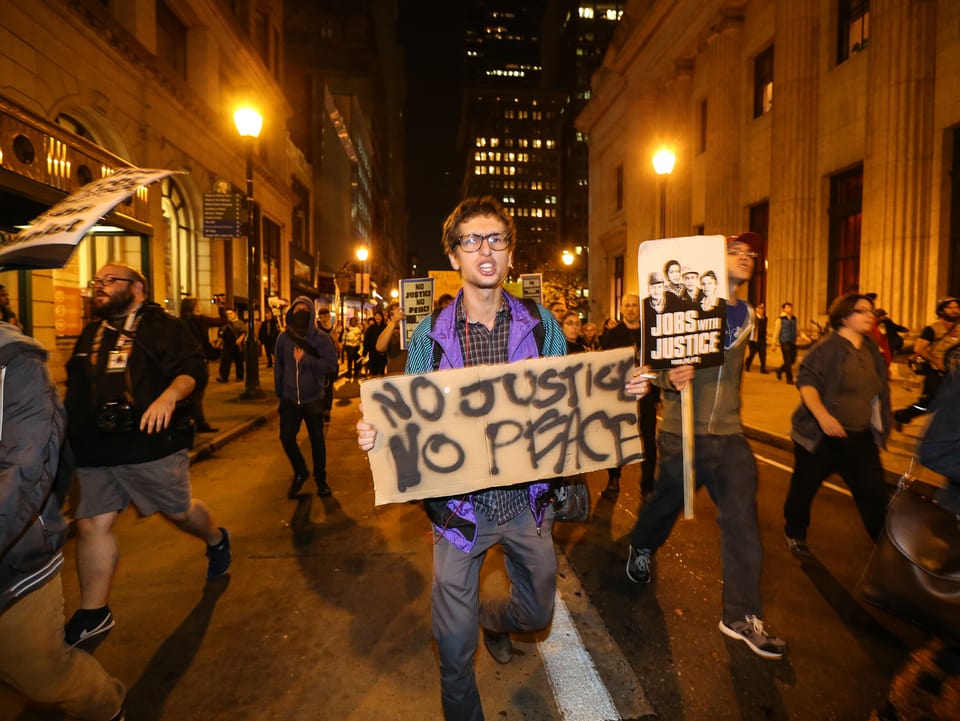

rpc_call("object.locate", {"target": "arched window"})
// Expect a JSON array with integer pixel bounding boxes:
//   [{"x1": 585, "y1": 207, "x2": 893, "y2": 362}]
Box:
[{"x1": 161, "y1": 177, "x2": 194, "y2": 309}]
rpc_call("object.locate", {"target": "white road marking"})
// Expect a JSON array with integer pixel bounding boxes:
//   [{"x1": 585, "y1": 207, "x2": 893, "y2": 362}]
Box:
[
  {"x1": 753, "y1": 452, "x2": 852, "y2": 497},
  {"x1": 537, "y1": 443, "x2": 854, "y2": 721},
  {"x1": 538, "y1": 591, "x2": 622, "y2": 721}
]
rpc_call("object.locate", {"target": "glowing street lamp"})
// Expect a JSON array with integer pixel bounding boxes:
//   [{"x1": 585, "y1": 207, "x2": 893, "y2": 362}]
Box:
[
  {"x1": 235, "y1": 105, "x2": 265, "y2": 400},
  {"x1": 355, "y1": 246, "x2": 370, "y2": 324},
  {"x1": 652, "y1": 146, "x2": 676, "y2": 239},
  {"x1": 561, "y1": 249, "x2": 575, "y2": 305}
]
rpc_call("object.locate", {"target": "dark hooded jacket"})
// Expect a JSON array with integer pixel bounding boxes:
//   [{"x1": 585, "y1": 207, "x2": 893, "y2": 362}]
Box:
[
  {"x1": 64, "y1": 302, "x2": 206, "y2": 467},
  {"x1": 1, "y1": 325, "x2": 69, "y2": 612},
  {"x1": 274, "y1": 296, "x2": 339, "y2": 405}
]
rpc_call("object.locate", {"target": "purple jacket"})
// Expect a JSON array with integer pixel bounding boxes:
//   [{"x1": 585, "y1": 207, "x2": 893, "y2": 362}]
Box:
[{"x1": 409, "y1": 290, "x2": 567, "y2": 552}]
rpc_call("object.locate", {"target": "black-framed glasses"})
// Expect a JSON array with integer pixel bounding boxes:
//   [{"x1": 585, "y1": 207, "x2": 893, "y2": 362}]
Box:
[
  {"x1": 456, "y1": 232, "x2": 512, "y2": 253},
  {"x1": 852, "y1": 307, "x2": 875, "y2": 315},
  {"x1": 726, "y1": 248, "x2": 758, "y2": 259},
  {"x1": 87, "y1": 275, "x2": 135, "y2": 288}
]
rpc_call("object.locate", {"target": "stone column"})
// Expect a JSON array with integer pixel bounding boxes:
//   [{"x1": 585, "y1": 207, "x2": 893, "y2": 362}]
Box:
[
  {"x1": 664, "y1": 58, "x2": 694, "y2": 238},
  {"x1": 702, "y1": 13, "x2": 744, "y2": 234},
  {"x1": 767, "y1": 0, "x2": 820, "y2": 327},
  {"x1": 860, "y1": 0, "x2": 937, "y2": 325}
]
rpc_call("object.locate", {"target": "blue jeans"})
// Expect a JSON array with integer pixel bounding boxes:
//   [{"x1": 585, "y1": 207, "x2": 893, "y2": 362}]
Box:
[
  {"x1": 432, "y1": 508, "x2": 557, "y2": 721},
  {"x1": 630, "y1": 431, "x2": 763, "y2": 624}
]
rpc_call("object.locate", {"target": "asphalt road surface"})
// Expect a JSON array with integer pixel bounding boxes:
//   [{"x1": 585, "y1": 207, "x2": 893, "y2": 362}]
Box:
[{"x1": 3, "y1": 399, "x2": 923, "y2": 721}]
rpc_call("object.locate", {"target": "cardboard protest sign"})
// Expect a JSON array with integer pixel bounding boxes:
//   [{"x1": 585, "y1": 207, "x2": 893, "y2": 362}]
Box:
[
  {"x1": 637, "y1": 235, "x2": 728, "y2": 370},
  {"x1": 400, "y1": 277, "x2": 435, "y2": 350},
  {"x1": 360, "y1": 347, "x2": 643, "y2": 505},
  {"x1": 428, "y1": 270, "x2": 462, "y2": 301},
  {"x1": 0, "y1": 168, "x2": 181, "y2": 270}
]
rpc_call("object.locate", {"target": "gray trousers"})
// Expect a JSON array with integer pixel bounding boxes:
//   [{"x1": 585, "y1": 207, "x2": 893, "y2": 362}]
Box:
[
  {"x1": 432, "y1": 508, "x2": 557, "y2": 721},
  {"x1": 630, "y1": 431, "x2": 764, "y2": 624}
]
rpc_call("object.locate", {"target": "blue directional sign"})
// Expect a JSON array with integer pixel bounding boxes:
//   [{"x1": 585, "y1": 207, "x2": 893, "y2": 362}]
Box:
[{"x1": 203, "y1": 193, "x2": 242, "y2": 237}]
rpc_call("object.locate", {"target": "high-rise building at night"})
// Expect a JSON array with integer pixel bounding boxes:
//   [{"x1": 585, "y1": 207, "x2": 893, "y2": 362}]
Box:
[{"x1": 459, "y1": 1, "x2": 622, "y2": 310}]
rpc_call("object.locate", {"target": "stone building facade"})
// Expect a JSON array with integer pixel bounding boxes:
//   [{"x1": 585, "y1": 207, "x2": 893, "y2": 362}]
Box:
[
  {"x1": 577, "y1": 0, "x2": 960, "y2": 334},
  {"x1": 0, "y1": 0, "x2": 304, "y2": 373}
]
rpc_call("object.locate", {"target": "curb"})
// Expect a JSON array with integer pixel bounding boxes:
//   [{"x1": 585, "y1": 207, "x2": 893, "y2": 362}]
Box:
[{"x1": 188, "y1": 403, "x2": 280, "y2": 464}]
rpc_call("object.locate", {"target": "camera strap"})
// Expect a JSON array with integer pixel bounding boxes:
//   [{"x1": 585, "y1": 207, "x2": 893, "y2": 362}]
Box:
[{"x1": 90, "y1": 309, "x2": 142, "y2": 409}]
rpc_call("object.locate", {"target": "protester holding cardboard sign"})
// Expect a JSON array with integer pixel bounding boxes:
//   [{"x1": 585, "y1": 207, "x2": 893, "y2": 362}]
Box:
[
  {"x1": 626, "y1": 232, "x2": 788, "y2": 661},
  {"x1": 357, "y1": 195, "x2": 653, "y2": 721}
]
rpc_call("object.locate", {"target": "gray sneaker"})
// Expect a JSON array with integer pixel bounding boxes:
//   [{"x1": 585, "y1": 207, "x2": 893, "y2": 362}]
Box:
[
  {"x1": 626, "y1": 546, "x2": 652, "y2": 584},
  {"x1": 719, "y1": 615, "x2": 787, "y2": 660}
]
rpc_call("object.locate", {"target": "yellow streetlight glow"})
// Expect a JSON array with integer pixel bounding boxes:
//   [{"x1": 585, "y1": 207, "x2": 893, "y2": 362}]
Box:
[
  {"x1": 234, "y1": 107, "x2": 263, "y2": 138},
  {"x1": 355, "y1": 246, "x2": 369, "y2": 262},
  {"x1": 391, "y1": 288, "x2": 399, "y2": 299},
  {"x1": 561, "y1": 250, "x2": 575, "y2": 267},
  {"x1": 652, "y1": 147, "x2": 676, "y2": 176}
]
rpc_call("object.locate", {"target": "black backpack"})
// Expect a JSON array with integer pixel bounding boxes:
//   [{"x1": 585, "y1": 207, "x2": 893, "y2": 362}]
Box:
[{"x1": 431, "y1": 296, "x2": 546, "y2": 370}]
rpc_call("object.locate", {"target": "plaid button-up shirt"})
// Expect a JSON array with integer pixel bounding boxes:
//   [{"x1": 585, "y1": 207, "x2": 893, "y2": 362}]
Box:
[{"x1": 455, "y1": 298, "x2": 529, "y2": 525}]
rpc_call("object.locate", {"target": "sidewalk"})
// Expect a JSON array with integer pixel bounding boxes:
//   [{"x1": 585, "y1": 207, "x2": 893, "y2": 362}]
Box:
[
  {"x1": 195, "y1": 354, "x2": 944, "y2": 485},
  {"x1": 740, "y1": 355, "x2": 941, "y2": 484}
]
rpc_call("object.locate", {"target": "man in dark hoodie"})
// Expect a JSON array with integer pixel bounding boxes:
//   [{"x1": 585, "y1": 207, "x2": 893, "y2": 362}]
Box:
[
  {"x1": 1, "y1": 322, "x2": 126, "y2": 720},
  {"x1": 275, "y1": 296, "x2": 339, "y2": 498}
]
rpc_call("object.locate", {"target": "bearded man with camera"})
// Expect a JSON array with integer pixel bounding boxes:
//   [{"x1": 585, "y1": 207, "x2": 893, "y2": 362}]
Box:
[{"x1": 63, "y1": 262, "x2": 231, "y2": 647}]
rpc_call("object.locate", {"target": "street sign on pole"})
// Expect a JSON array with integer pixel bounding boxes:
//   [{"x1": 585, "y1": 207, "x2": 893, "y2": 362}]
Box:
[{"x1": 203, "y1": 192, "x2": 242, "y2": 237}]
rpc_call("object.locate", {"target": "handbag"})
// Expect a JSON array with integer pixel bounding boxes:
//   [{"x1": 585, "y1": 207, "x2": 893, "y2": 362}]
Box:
[
  {"x1": 552, "y1": 474, "x2": 591, "y2": 522},
  {"x1": 857, "y1": 467, "x2": 960, "y2": 643}
]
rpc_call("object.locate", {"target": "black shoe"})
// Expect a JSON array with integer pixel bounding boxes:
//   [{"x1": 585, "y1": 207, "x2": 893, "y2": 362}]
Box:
[
  {"x1": 197, "y1": 425, "x2": 219, "y2": 434},
  {"x1": 287, "y1": 474, "x2": 307, "y2": 499},
  {"x1": 482, "y1": 628, "x2": 513, "y2": 664},
  {"x1": 760, "y1": 369, "x2": 769, "y2": 374},
  {"x1": 784, "y1": 533, "x2": 812, "y2": 558},
  {"x1": 65, "y1": 606, "x2": 115, "y2": 647},
  {"x1": 626, "y1": 546, "x2": 652, "y2": 584},
  {"x1": 215, "y1": 377, "x2": 228, "y2": 383},
  {"x1": 776, "y1": 369, "x2": 782, "y2": 380},
  {"x1": 206, "y1": 528, "x2": 231, "y2": 580},
  {"x1": 316, "y1": 478, "x2": 332, "y2": 497}
]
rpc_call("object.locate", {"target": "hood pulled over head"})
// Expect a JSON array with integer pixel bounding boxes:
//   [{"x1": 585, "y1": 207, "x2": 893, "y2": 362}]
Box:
[{"x1": 285, "y1": 296, "x2": 319, "y2": 337}]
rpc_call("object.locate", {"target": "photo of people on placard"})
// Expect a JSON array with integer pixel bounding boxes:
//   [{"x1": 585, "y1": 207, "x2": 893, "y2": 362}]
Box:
[
  {"x1": 680, "y1": 264, "x2": 702, "y2": 307},
  {"x1": 637, "y1": 235, "x2": 729, "y2": 371}
]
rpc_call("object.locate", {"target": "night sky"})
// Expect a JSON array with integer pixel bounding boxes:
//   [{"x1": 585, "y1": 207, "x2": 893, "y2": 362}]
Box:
[{"x1": 397, "y1": 1, "x2": 467, "y2": 273}]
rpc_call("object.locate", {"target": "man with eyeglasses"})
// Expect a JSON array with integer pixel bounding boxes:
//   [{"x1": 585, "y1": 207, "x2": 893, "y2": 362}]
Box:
[
  {"x1": 357, "y1": 196, "x2": 651, "y2": 721},
  {"x1": 63, "y1": 262, "x2": 231, "y2": 647},
  {"x1": 625, "y1": 232, "x2": 788, "y2": 661}
]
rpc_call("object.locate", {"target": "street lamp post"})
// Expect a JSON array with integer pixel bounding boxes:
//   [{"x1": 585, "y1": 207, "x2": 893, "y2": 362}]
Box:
[
  {"x1": 235, "y1": 106, "x2": 265, "y2": 401},
  {"x1": 355, "y1": 246, "x2": 369, "y2": 325},
  {"x1": 561, "y1": 249, "x2": 574, "y2": 307},
  {"x1": 652, "y1": 146, "x2": 676, "y2": 239}
]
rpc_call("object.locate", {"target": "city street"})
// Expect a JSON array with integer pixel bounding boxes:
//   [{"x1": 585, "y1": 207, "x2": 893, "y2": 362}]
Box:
[{"x1": 1, "y1": 359, "x2": 932, "y2": 721}]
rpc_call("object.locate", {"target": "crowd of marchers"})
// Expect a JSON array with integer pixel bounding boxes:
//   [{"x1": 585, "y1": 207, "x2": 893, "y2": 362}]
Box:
[{"x1": 2, "y1": 201, "x2": 958, "y2": 720}]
